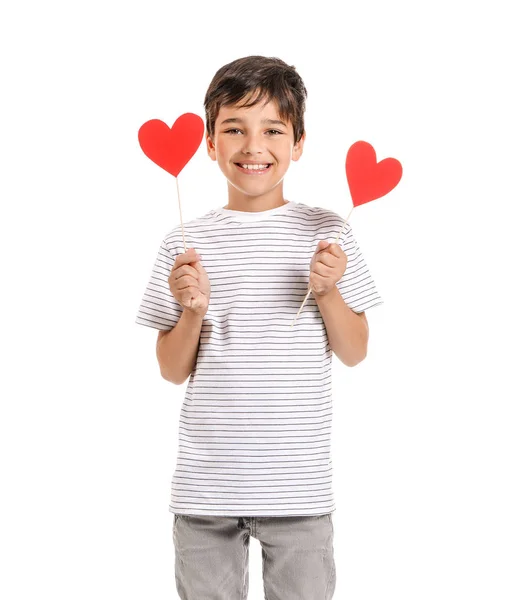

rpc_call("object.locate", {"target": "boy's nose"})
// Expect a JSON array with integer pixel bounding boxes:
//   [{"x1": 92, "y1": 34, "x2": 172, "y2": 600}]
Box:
[{"x1": 241, "y1": 136, "x2": 265, "y2": 155}]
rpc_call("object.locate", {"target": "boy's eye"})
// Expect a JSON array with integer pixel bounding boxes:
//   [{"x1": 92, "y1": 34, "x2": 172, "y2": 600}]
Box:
[{"x1": 223, "y1": 129, "x2": 283, "y2": 135}]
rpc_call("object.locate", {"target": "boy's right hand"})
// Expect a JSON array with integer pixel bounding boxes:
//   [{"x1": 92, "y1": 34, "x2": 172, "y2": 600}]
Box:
[{"x1": 169, "y1": 248, "x2": 211, "y2": 317}]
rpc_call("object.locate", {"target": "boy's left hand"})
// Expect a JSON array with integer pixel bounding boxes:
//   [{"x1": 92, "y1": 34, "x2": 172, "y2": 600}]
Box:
[{"x1": 309, "y1": 241, "x2": 347, "y2": 297}]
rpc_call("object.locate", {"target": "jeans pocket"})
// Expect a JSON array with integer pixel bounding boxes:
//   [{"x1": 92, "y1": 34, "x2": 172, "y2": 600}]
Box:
[
  {"x1": 173, "y1": 514, "x2": 178, "y2": 542},
  {"x1": 328, "y1": 512, "x2": 334, "y2": 535}
]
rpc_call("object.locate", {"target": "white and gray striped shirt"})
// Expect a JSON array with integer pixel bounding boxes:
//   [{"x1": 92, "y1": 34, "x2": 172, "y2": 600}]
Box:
[{"x1": 135, "y1": 200, "x2": 383, "y2": 517}]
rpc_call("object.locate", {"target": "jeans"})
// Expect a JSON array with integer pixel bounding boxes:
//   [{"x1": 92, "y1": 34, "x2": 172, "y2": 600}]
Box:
[{"x1": 172, "y1": 512, "x2": 336, "y2": 599}]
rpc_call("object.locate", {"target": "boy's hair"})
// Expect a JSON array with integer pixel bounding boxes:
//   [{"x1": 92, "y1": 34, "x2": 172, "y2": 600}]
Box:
[{"x1": 204, "y1": 55, "x2": 307, "y2": 144}]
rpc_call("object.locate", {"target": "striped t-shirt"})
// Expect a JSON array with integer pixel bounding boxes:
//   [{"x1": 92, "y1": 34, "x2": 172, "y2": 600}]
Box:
[{"x1": 135, "y1": 200, "x2": 383, "y2": 517}]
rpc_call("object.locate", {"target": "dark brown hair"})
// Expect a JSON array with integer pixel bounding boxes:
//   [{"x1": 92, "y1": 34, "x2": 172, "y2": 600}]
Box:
[{"x1": 204, "y1": 55, "x2": 307, "y2": 143}]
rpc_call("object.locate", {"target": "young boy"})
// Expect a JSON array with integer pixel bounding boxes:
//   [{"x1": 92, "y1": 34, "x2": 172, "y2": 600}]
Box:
[{"x1": 135, "y1": 55, "x2": 383, "y2": 600}]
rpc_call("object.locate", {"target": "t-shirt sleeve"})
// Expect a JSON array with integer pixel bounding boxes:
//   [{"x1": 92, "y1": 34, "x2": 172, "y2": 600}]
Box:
[
  {"x1": 337, "y1": 222, "x2": 384, "y2": 313},
  {"x1": 135, "y1": 238, "x2": 183, "y2": 330}
]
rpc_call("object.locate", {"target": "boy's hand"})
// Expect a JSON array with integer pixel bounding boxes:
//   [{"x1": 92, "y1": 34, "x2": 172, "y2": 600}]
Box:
[
  {"x1": 169, "y1": 248, "x2": 211, "y2": 317},
  {"x1": 309, "y1": 241, "x2": 347, "y2": 297}
]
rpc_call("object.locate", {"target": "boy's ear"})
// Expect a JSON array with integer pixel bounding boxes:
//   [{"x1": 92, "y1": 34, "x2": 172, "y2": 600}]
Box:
[
  {"x1": 292, "y1": 131, "x2": 306, "y2": 162},
  {"x1": 206, "y1": 134, "x2": 217, "y2": 161}
]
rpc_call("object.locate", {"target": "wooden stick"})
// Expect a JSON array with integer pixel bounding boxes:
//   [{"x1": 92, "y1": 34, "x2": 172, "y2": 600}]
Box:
[
  {"x1": 176, "y1": 176, "x2": 187, "y2": 253},
  {"x1": 290, "y1": 205, "x2": 355, "y2": 328}
]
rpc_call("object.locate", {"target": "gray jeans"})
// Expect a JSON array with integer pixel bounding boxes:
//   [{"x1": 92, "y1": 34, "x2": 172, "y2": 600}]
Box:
[{"x1": 172, "y1": 512, "x2": 336, "y2": 599}]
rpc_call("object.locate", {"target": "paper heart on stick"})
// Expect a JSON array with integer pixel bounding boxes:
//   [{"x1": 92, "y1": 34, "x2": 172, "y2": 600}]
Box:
[
  {"x1": 138, "y1": 113, "x2": 204, "y2": 177},
  {"x1": 291, "y1": 140, "x2": 402, "y2": 329},
  {"x1": 346, "y1": 141, "x2": 402, "y2": 206},
  {"x1": 138, "y1": 112, "x2": 205, "y2": 254}
]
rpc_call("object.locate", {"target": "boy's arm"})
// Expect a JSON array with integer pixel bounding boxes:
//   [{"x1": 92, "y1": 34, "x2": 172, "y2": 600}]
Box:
[
  {"x1": 314, "y1": 286, "x2": 369, "y2": 367},
  {"x1": 156, "y1": 310, "x2": 204, "y2": 384}
]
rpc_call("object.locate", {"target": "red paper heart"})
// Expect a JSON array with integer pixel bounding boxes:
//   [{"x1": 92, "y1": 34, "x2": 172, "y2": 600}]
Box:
[
  {"x1": 138, "y1": 113, "x2": 205, "y2": 177},
  {"x1": 346, "y1": 141, "x2": 402, "y2": 206}
]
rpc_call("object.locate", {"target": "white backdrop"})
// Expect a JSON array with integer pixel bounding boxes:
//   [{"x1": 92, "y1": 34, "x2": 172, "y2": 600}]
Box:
[{"x1": 1, "y1": 1, "x2": 520, "y2": 599}]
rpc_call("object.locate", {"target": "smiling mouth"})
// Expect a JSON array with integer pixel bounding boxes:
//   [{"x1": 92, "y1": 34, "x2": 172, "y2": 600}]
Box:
[{"x1": 234, "y1": 163, "x2": 273, "y2": 173}]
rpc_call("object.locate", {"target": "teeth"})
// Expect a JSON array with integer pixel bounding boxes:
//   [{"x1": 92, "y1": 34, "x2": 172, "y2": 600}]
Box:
[{"x1": 239, "y1": 163, "x2": 270, "y2": 170}]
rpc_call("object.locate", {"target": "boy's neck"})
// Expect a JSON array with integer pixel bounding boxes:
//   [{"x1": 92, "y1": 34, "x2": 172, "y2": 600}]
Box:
[{"x1": 223, "y1": 185, "x2": 288, "y2": 213}]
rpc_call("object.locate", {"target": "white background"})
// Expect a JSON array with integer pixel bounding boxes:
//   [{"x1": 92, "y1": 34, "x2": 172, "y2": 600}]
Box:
[{"x1": 1, "y1": 1, "x2": 520, "y2": 598}]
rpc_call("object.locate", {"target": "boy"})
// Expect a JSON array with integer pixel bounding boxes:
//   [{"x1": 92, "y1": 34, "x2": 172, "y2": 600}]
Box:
[{"x1": 135, "y1": 55, "x2": 383, "y2": 600}]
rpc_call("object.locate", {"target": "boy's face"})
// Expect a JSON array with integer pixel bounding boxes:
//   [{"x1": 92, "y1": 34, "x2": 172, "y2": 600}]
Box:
[{"x1": 206, "y1": 96, "x2": 305, "y2": 203}]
